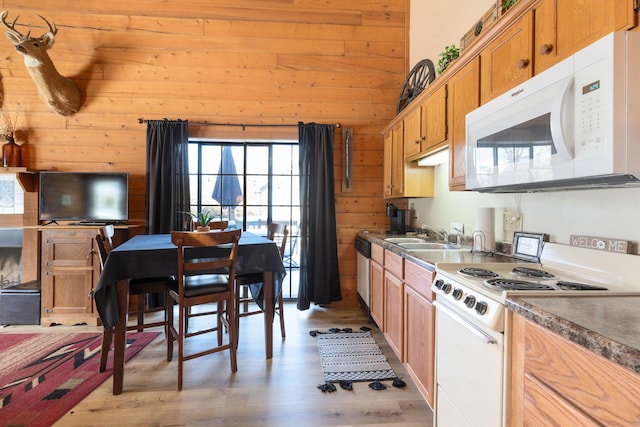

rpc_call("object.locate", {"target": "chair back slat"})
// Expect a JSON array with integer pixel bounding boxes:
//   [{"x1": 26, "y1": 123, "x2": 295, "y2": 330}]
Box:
[
  {"x1": 267, "y1": 223, "x2": 289, "y2": 259},
  {"x1": 171, "y1": 229, "x2": 242, "y2": 287}
]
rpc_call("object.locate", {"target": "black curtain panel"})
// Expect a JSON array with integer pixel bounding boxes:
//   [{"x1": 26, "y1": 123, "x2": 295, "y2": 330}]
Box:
[
  {"x1": 297, "y1": 122, "x2": 342, "y2": 309},
  {"x1": 145, "y1": 119, "x2": 191, "y2": 233}
]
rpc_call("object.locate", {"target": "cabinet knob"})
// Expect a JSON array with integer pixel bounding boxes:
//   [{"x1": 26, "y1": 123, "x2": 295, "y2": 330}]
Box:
[
  {"x1": 87, "y1": 248, "x2": 96, "y2": 260},
  {"x1": 517, "y1": 59, "x2": 530, "y2": 69},
  {"x1": 88, "y1": 288, "x2": 95, "y2": 300},
  {"x1": 539, "y1": 43, "x2": 553, "y2": 55},
  {"x1": 414, "y1": 139, "x2": 420, "y2": 145}
]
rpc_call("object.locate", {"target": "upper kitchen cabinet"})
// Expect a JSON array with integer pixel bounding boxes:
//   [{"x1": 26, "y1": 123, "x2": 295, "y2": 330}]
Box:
[
  {"x1": 534, "y1": 0, "x2": 636, "y2": 74},
  {"x1": 481, "y1": 10, "x2": 534, "y2": 104},
  {"x1": 403, "y1": 85, "x2": 448, "y2": 161},
  {"x1": 447, "y1": 57, "x2": 480, "y2": 191},
  {"x1": 383, "y1": 122, "x2": 404, "y2": 198},
  {"x1": 383, "y1": 122, "x2": 435, "y2": 199}
]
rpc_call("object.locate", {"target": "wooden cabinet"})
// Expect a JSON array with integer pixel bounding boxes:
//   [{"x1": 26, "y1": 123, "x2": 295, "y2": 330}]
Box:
[
  {"x1": 41, "y1": 228, "x2": 101, "y2": 326},
  {"x1": 403, "y1": 85, "x2": 448, "y2": 161},
  {"x1": 383, "y1": 122, "x2": 404, "y2": 198},
  {"x1": 481, "y1": 10, "x2": 534, "y2": 104},
  {"x1": 403, "y1": 260, "x2": 435, "y2": 409},
  {"x1": 447, "y1": 57, "x2": 480, "y2": 191},
  {"x1": 534, "y1": 0, "x2": 636, "y2": 74},
  {"x1": 510, "y1": 314, "x2": 640, "y2": 426},
  {"x1": 403, "y1": 107, "x2": 423, "y2": 159},
  {"x1": 369, "y1": 243, "x2": 385, "y2": 328},
  {"x1": 383, "y1": 121, "x2": 435, "y2": 199},
  {"x1": 383, "y1": 250, "x2": 404, "y2": 360}
]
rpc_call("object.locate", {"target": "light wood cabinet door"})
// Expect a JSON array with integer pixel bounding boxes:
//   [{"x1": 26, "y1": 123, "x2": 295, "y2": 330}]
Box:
[
  {"x1": 383, "y1": 268, "x2": 404, "y2": 360},
  {"x1": 403, "y1": 85, "x2": 447, "y2": 161},
  {"x1": 369, "y1": 257, "x2": 384, "y2": 328},
  {"x1": 383, "y1": 122, "x2": 404, "y2": 198},
  {"x1": 447, "y1": 57, "x2": 480, "y2": 191},
  {"x1": 41, "y1": 229, "x2": 100, "y2": 326},
  {"x1": 481, "y1": 10, "x2": 533, "y2": 104},
  {"x1": 404, "y1": 284, "x2": 435, "y2": 409},
  {"x1": 390, "y1": 123, "x2": 404, "y2": 197},
  {"x1": 422, "y1": 84, "x2": 447, "y2": 153},
  {"x1": 403, "y1": 107, "x2": 422, "y2": 159},
  {"x1": 383, "y1": 130, "x2": 393, "y2": 198},
  {"x1": 535, "y1": 0, "x2": 636, "y2": 74},
  {"x1": 510, "y1": 314, "x2": 640, "y2": 426}
]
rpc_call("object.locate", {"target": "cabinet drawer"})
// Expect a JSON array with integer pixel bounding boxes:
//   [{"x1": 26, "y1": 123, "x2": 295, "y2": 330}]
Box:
[
  {"x1": 524, "y1": 319, "x2": 640, "y2": 425},
  {"x1": 384, "y1": 250, "x2": 403, "y2": 278},
  {"x1": 404, "y1": 261, "x2": 434, "y2": 301},
  {"x1": 371, "y1": 243, "x2": 384, "y2": 265}
]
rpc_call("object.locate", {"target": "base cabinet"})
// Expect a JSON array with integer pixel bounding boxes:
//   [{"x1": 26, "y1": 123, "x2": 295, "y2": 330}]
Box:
[
  {"x1": 383, "y1": 250, "x2": 404, "y2": 359},
  {"x1": 403, "y1": 261, "x2": 435, "y2": 409},
  {"x1": 510, "y1": 313, "x2": 640, "y2": 426},
  {"x1": 40, "y1": 228, "x2": 101, "y2": 326},
  {"x1": 369, "y1": 243, "x2": 385, "y2": 328}
]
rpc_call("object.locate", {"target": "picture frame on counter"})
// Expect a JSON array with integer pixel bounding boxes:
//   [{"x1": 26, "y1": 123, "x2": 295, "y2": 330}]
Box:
[{"x1": 512, "y1": 232, "x2": 548, "y2": 262}]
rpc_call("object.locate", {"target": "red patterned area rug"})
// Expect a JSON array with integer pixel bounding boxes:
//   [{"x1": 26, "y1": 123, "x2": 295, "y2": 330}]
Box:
[{"x1": 0, "y1": 332, "x2": 158, "y2": 427}]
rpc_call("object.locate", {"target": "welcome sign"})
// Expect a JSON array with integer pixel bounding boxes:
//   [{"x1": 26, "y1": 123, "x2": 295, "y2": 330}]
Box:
[{"x1": 569, "y1": 235, "x2": 631, "y2": 253}]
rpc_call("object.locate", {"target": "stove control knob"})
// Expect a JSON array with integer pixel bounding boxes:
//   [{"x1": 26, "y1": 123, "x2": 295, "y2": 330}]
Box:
[
  {"x1": 464, "y1": 295, "x2": 476, "y2": 309},
  {"x1": 475, "y1": 301, "x2": 488, "y2": 315},
  {"x1": 442, "y1": 283, "x2": 452, "y2": 294},
  {"x1": 434, "y1": 279, "x2": 444, "y2": 290},
  {"x1": 452, "y1": 288, "x2": 464, "y2": 300}
]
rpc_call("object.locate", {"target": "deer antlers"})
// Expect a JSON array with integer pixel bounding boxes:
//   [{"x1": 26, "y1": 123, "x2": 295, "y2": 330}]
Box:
[
  {"x1": 1, "y1": 10, "x2": 57, "y2": 40},
  {"x1": 1, "y1": 10, "x2": 81, "y2": 116}
]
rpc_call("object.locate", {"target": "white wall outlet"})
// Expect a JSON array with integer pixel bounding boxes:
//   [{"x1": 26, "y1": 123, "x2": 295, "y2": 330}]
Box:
[
  {"x1": 503, "y1": 212, "x2": 523, "y2": 232},
  {"x1": 451, "y1": 222, "x2": 464, "y2": 234}
]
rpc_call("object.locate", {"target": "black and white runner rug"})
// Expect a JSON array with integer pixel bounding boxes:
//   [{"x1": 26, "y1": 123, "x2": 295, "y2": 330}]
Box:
[{"x1": 311, "y1": 328, "x2": 406, "y2": 392}]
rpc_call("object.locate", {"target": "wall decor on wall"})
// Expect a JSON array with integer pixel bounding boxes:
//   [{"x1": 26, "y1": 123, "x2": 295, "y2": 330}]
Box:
[{"x1": 0, "y1": 11, "x2": 81, "y2": 116}]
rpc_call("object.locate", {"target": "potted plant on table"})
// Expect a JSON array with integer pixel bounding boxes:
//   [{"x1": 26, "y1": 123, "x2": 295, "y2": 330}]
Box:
[{"x1": 183, "y1": 210, "x2": 217, "y2": 232}]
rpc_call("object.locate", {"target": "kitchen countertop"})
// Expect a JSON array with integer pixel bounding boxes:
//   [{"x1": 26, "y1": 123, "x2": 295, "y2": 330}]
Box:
[
  {"x1": 357, "y1": 231, "x2": 520, "y2": 271},
  {"x1": 506, "y1": 295, "x2": 640, "y2": 374},
  {"x1": 358, "y1": 230, "x2": 640, "y2": 374}
]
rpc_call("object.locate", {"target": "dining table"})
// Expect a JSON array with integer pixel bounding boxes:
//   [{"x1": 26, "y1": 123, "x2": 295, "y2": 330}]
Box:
[{"x1": 93, "y1": 231, "x2": 286, "y2": 395}]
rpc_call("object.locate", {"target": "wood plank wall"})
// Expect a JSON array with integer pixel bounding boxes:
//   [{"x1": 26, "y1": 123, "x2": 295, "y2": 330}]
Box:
[{"x1": 0, "y1": 0, "x2": 408, "y2": 306}]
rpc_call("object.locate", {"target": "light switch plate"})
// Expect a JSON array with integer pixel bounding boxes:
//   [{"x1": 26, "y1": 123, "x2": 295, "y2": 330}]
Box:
[{"x1": 503, "y1": 212, "x2": 523, "y2": 232}]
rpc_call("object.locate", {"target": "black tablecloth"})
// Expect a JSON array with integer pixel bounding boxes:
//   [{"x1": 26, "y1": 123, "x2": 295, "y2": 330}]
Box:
[{"x1": 94, "y1": 232, "x2": 286, "y2": 329}]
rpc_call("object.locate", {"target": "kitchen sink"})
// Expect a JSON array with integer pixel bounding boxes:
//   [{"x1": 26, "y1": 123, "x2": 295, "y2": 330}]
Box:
[
  {"x1": 383, "y1": 237, "x2": 426, "y2": 243},
  {"x1": 398, "y1": 242, "x2": 463, "y2": 250}
]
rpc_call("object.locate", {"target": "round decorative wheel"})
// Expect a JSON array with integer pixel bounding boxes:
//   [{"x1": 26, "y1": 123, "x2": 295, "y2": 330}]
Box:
[{"x1": 396, "y1": 59, "x2": 436, "y2": 113}]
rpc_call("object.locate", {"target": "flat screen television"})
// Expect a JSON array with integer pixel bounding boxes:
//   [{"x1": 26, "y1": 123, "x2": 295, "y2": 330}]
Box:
[{"x1": 39, "y1": 172, "x2": 129, "y2": 224}]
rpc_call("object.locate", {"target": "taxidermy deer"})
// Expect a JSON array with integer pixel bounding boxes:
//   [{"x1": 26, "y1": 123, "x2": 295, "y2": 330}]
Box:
[{"x1": 1, "y1": 11, "x2": 81, "y2": 116}]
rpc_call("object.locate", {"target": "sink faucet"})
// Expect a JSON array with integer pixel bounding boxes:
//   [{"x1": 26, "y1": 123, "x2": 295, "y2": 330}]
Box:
[
  {"x1": 421, "y1": 224, "x2": 448, "y2": 241},
  {"x1": 452, "y1": 226, "x2": 463, "y2": 246}
]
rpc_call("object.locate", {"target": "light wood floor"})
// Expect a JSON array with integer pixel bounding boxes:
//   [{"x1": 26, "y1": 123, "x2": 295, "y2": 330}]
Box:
[{"x1": 2, "y1": 304, "x2": 433, "y2": 426}]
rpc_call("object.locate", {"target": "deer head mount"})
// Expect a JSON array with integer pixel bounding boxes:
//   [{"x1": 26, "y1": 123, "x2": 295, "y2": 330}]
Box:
[{"x1": 1, "y1": 10, "x2": 81, "y2": 116}]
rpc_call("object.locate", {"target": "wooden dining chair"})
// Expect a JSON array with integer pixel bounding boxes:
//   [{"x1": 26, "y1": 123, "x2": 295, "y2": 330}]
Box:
[
  {"x1": 97, "y1": 225, "x2": 175, "y2": 372},
  {"x1": 167, "y1": 228, "x2": 242, "y2": 390},
  {"x1": 235, "y1": 223, "x2": 288, "y2": 338},
  {"x1": 185, "y1": 220, "x2": 228, "y2": 332}
]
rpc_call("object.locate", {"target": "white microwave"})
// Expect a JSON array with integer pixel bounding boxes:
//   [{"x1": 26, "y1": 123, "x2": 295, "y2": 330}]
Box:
[{"x1": 466, "y1": 31, "x2": 640, "y2": 192}]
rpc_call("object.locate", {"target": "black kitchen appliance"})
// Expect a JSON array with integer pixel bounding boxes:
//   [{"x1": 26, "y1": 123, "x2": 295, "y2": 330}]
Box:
[{"x1": 386, "y1": 203, "x2": 406, "y2": 234}]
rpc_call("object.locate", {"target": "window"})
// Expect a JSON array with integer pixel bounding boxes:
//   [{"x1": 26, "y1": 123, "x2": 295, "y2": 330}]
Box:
[{"x1": 187, "y1": 140, "x2": 300, "y2": 299}]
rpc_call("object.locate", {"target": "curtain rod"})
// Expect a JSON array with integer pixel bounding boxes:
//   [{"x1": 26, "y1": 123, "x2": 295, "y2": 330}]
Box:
[{"x1": 138, "y1": 118, "x2": 341, "y2": 129}]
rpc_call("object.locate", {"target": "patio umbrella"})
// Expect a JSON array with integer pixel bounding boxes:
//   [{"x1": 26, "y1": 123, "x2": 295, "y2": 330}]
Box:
[{"x1": 212, "y1": 146, "x2": 243, "y2": 219}]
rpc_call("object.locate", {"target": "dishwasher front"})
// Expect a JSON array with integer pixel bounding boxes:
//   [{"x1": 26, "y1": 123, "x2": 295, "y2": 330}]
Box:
[{"x1": 355, "y1": 236, "x2": 371, "y2": 314}]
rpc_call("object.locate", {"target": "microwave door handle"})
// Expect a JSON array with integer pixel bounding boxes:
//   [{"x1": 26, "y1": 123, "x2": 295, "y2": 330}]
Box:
[{"x1": 549, "y1": 76, "x2": 575, "y2": 161}]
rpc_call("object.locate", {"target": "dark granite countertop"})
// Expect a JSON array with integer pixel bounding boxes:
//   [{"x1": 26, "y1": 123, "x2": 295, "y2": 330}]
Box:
[
  {"x1": 357, "y1": 230, "x2": 519, "y2": 271},
  {"x1": 506, "y1": 295, "x2": 640, "y2": 374}
]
